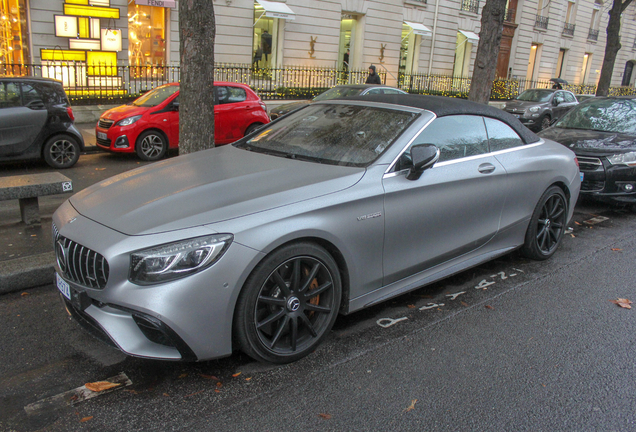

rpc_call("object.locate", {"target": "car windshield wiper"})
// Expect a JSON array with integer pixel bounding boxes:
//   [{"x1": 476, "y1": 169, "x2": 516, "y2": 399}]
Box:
[{"x1": 284, "y1": 153, "x2": 324, "y2": 163}]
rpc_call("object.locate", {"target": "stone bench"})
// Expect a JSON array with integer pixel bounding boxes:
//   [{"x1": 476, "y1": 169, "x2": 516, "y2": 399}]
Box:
[{"x1": 0, "y1": 173, "x2": 73, "y2": 225}]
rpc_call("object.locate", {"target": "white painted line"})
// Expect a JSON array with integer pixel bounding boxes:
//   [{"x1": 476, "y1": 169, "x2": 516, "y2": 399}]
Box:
[
  {"x1": 446, "y1": 292, "x2": 465, "y2": 300},
  {"x1": 419, "y1": 303, "x2": 444, "y2": 310},
  {"x1": 24, "y1": 372, "x2": 131, "y2": 415},
  {"x1": 376, "y1": 317, "x2": 408, "y2": 328}
]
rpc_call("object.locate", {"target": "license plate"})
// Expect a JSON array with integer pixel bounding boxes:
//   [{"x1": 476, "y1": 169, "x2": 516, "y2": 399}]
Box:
[
  {"x1": 97, "y1": 132, "x2": 107, "y2": 140},
  {"x1": 513, "y1": 114, "x2": 521, "y2": 118},
  {"x1": 56, "y1": 272, "x2": 71, "y2": 300},
  {"x1": 580, "y1": 172, "x2": 584, "y2": 181}
]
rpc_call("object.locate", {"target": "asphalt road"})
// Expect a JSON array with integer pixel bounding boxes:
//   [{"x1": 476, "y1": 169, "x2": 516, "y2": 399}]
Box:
[{"x1": 1, "y1": 197, "x2": 635, "y2": 431}]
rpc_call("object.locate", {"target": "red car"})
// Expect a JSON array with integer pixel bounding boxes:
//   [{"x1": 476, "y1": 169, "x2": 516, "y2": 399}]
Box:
[{"x1": 95, "y1": 82, "x2": 270, "y2": 161}]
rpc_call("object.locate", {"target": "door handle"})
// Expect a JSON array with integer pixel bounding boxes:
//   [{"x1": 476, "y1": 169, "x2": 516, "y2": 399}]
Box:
[{"x1": 478, "y1": 163, "x2": 496, "y2": 174}]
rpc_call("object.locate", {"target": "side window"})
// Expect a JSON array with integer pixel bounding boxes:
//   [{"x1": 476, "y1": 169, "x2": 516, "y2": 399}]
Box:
[
  {"x1": 383, "y1": 89, "x2": 403, "y2": 95},
  {"x1": 410, "y1": 115, "x2": 489, "y2": 163},
  {"x1": 226, "y1": 86, "x2": 247, "y2": 103},
  {"x1": 21, "y1": 83, "x2": 42, "y2": 106},
  {"x1": 365, "y1": 88, "x2": 383, "y2": 95},
  {"x1": 0, "y1": 82, "x2": 22, "y2": 108},
  {"x1": 34, "y1": 83, "x2": 68, "y2": 106},
  {"x1": 554, "y1": 91, "x2": 565, "y2": 104},
  {"x1": 564, "y1": 92, "x2": 576, "y2": 103},
  {"x1": 484, "y1": 117, "x2": 524, "y2": 152}
]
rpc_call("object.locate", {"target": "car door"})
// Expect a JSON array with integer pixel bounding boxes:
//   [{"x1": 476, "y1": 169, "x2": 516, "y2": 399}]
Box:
[
  {"x1": 0, "y1": 81, "x2": 48, "y2": 157},
  {"x1": 214, "y1": 85, "x2": 249, "y2": 145},
  {"x1": 552, "y1": 91, "x2": 569, "y2": 120},
  {"x1": 382, "y1": 115, "x2": 508, "y2": 285}
]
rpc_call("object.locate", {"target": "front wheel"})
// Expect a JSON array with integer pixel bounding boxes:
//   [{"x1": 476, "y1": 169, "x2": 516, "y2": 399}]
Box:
[
  {"x1": 539, "y1": 115, "x2": 552, "y2": 131},
  {"x1": 43, "y1": 135, "x2": 80, "y2": 169},
  {"x1": 521, "y1": 186, "x2": 568, "y2": 260},
  {"x1": 136, "y1": 130, "x2": 168, "y2": 161},
  {"x1": 234, "y1": 243, "x2": 342, "y2": 364}
]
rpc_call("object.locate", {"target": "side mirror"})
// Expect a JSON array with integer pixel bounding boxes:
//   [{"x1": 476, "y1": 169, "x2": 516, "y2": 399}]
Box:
[{"x1": 406, "y1": 144, "x2": 440, "y2": 180}]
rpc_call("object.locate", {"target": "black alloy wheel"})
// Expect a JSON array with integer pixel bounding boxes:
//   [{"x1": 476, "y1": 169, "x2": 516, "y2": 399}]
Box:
[
  {"x1": 540, "y1": 115, "x2": 551, "y2": 130},
  {"x1": 521, "y1": 185, "x2": 567, "y2": 260},
  {"x1": 235, "y1": 243, "x2": 341, "y2": 364}
]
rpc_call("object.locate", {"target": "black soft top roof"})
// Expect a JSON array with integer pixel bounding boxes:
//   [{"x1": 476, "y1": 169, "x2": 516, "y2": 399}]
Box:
[{"x1": 339, "y1": 94, "x2": 541, "y2": 144}]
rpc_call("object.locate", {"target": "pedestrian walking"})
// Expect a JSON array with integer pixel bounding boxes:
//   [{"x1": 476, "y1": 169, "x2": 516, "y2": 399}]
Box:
[{"x1": 366, "y1": 65, "x2": 382, "y2": 84}]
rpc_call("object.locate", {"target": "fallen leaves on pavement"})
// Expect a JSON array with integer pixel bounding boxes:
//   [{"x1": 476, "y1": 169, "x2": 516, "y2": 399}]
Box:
[
  {"x1": 85, "y1": 381, "x2": 121, "y2": 392},
  {"x1": 200, "y1": 374, "x2": 219, "y2": 381},
  {"x1": 611, "y1": 248, "x2": 622, "y2": 252},
  {"x1": 318, "y1": 413, "x2": 332, "y2": 419},
  {"x1": 485, "y1": 305, "x2": 494, "y2": 310},
  {"x1": 404, "y1": 399, "x2": 417, "y2": 412},
  {"x1": 79, "y1": 416, "x2": 93, "y2": 423},
  {"x1": 232, "y1": 372, "x2": 242, "y2": 378},
  {"x1": 610, "y1": 298, "x2": 632, "y2": 309}
]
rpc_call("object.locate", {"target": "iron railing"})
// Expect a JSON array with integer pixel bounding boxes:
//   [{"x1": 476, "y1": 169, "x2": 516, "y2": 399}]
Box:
[
  {"x1": 563, "y1": 23, "x2": 576, "y2": 36},
  {"x1": 535, "y1": 15, "x2": 549, "y2": 29},
  {"x1": 588, "y1": 28, "x2": 599, "y2": 41},
  {"x1": 460, "y1": 0, "x2": 479, "y2": 14}
]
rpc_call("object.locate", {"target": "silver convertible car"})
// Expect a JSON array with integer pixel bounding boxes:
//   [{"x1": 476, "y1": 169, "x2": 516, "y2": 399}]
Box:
[{"x1": 52, "y1": 95, "x2": 581, "y2": 364}]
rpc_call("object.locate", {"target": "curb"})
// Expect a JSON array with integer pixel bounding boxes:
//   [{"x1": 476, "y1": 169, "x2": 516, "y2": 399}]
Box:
[{"x1": 0, "y1": 252, "x2": 55, "y2": 295}]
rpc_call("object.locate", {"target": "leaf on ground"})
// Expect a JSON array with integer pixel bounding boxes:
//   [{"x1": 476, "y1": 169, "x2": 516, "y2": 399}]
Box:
[
  {"x1": 407, "y1": 304, "x2": 416, "y2": 309},
  {"x1": 123, "y1": 389, "x2": 138, "y2": 395},
  {"x1": 232, "y1": 372, "x2": 242, "y2": 378},
  {"x1": 575, "y1": 221, "x2": 581, "y2": 225},
  {"x1": 611, "y1": 248, "x2": 622, "y2": 251},
  {"x1": 215, "y1": 389, "x2": 221, "y2": 393},
  {"x1": 184, "y1": 390, "x2": 204, "y2": 398},
  {"x1": 245, "y1": 377, "x2": 252, "y2": 381},
  {"x1": 178, "y1": 373, "x2": 188, "y2": 379},
  {"x1": 610, "y1": 298, "x2": 633, "y2": 309},
  {"x1": 79, "y1": 416, "x2": 93, "y2": 423},
  {"x1": 85, "y1": 381, "x2": 121, "y2": 392},
  {"x1": 570, "y1": 234, "x2": 576, "y2": 238},
  {"x1": 216, "y1": 382, "x2": 223, "y2": 388},
  {"x1": 200, "y1": 374, "x2": 219, "y2": 381},
  {"x1": 404, "y1": 399, "x2": 417, "y2": 412},
  {"x1": 95, "y1": 168, "x2": 106, "y2": 171},
  {"x1": 21, "y1": 292, "x2": 30, "y2": 296},
  {"x1": 318, "y1": 413, "x2": 332, "y2": 419},
  {"x1": 460, "y1": 301, "x2": 469, "y2": 307},
  {"x1": 163, "y1": 393, "x2": 170, "y2": 397},
  {"x1": 485, "y1": 305, "x2": 494, "y2": 310}
]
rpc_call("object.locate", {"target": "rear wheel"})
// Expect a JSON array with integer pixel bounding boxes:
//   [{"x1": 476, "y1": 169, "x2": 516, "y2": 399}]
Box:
[
  {"x1": 234, "y1": 242, "x2": 342, "y2": 364},
  {"x1": 521, "y1": 186, "x2": 567, "y2": 260},
  {"x1": 244, "y1": 123, "x2": 263, "y2": 137},
  {"x1": 136, "y1": 130, "x2": 168, "y2": 161},
  {"x1": 43, "y1": 135, "x2": 80, "y2": 169}
]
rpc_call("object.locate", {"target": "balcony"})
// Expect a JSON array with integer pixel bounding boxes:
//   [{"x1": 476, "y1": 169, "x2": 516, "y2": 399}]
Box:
[
  {"x1": 504, "y1": 8, "x2": 515, "y2": 23},
  {"x1": 534, "y1": 14, "x2": 549, "y2": 30},
  {"x1": 563, "y1": 23, "x2": 575, "y2": 36},
  {"x1": 588, "y1": 28, "x2": 599, "y2": 41},
  {"x1": 461, "y1": 0, "x2": 479, "y2": 14}
]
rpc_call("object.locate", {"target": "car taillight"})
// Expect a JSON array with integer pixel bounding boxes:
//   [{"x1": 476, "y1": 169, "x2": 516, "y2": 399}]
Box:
[
  {"x1": 66, "y1": 106, "x2": 75, "y2": 122},
  {"x1": 259, "y1": 101, "x2": 267, "y2": 113}
]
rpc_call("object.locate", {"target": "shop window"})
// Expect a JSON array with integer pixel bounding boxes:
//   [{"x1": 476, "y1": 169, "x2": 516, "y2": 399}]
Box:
[
  {"x1": 0, "y1": 0, "x2": 30, "y2": 67},
  {"x1": 400, "y1": 24, "x2": 422, "y2": 75},
  {"x1": 253, "y1": 5, "x2": 277, "y2": 69},
  {"x1": 526, "y1": 43, "x2": 542, "y2": 82},
  {"x1": 339, "y1": 14, "x2": 357, "y2": 71},
  {"x1": 128, "y1": 0, "x2": 166, "y2": 67},
  {"x1": 453, "y1": 32, "x2": 473, "y2": 78},
  {"x1": 555, "y1": 48, "x2": 566, "y2": 78}
]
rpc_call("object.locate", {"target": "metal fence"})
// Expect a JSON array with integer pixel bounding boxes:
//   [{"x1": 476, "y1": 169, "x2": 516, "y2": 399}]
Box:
[{"x1": 3, "y1": 62, "x2": 636, "y2": 103}]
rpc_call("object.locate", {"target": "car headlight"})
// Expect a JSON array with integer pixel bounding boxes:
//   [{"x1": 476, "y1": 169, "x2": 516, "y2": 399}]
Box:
[
  {"x1": 116, "y1": 115, "x2": 143, "y2": 126},
  {"x1": 529, "y1": 106, "x2": 540, "y2": 113},
  {"x1": 130, "y1": 234, "x2": 233, "y2": 285},
  {"x1": 607, "y1": 151, "x2": 636, "y2": 166}
]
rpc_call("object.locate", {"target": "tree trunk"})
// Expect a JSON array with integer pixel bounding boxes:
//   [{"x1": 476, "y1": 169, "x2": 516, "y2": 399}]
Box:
[
  {"x1": 468, "y1": 0, "x2": 508, "y2": 104},
  {"x1": 596, "y1": 0, "x2": 633, "y2": 96},
  {"x1": 179, "y1": 0, "x2": 216, "y2": 154}
]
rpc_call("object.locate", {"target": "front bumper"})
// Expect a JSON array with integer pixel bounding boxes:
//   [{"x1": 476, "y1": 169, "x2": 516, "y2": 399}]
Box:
[
  {"x1": 53, "y1": 201, "x2": 263, "y2": 361},
  {"x1": 578, "y1": 155, "x2": 636, "y2": 203},
  {"x1": 96, "y1": 125, "x2": 136, "y2": 153}
]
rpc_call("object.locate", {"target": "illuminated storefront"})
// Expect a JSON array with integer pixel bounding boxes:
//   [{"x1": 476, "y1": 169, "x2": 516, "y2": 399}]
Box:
[
  {"x1": 128, "y1": 0, "x2": 166, "y2": 67},
  {"x1": 0, "y1": 0, "x2": 29, "y2": 66}
]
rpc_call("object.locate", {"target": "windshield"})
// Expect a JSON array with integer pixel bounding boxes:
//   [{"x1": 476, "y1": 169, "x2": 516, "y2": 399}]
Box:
[
  {"x1": 235, "y1": 104, "x2": 417, "y2": 167},
  {"x1": 313, "y1": 87, "x2": 365, "y2": 102},
  {"x1": 516, "y1": 89, "x2": 553, "y2": 102},
  {"x1": 554, "y1": 98, "x2": 636, "y2": 134},
  {"x1": 133, "y1": 85, "x2": 179, "y2": 107}
]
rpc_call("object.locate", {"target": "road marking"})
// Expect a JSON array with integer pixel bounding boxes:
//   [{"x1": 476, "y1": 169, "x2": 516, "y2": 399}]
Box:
[
  {"x1": 446, "y1": 292, "x2": 466, "y2": 300},
  {"x1": 376, "y1": 317, "x2": 408, "y2": 328},
  {"x1": 419, "y1": 303, "x2": 444, "y2": 310},
  {"x1": 24, "y1": 372, "x2": 131, "y2": 415}
]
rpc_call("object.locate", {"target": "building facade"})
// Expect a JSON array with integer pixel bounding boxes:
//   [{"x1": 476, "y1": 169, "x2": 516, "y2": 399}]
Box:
[{"x1": 3, "y1": 0, "x2": 636, "y2": 90}]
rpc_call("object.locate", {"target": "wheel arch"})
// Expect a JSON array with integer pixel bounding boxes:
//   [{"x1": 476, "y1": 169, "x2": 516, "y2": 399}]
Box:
[
  {"x1": 40, "y1": 132, "x2": 81, "y2": 158},
  {"x1": 136, "y1": 127, "x2": 170, "y2": 147}
]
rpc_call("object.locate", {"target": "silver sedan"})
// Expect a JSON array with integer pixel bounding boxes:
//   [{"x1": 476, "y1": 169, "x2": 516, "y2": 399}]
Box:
[{"x1": 52, "y1": 95, "x2": 581, "y2": 364}]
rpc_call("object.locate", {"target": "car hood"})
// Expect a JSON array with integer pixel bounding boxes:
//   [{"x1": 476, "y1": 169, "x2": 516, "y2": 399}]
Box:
[
  {"x1": 69, "y1": 145, "x2": 365, "y2": 236},
  {"x1": 100, "y1": 104, "x2": 149, "y2": 120},
  {"x1": 271, "y1": 100, "x2": 311, "y2": 115},
  {"x1": 538, "y1": 127, "x2": 636, "y2": 155},
  {"x1": 505, "y1": 100, "x2": 546, "y2": 111}
]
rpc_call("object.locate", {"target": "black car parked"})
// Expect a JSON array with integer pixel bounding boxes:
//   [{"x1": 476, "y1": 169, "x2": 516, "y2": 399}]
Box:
[
  {"x1": 503, "y1": 88, "x2": 578, "y2": 131},
  {"x1": 0, "y1": 77, "x2": 84, "y2": 168},
  {"x1": 538, "y1": 96, "x2": 636, "y2": 206}
]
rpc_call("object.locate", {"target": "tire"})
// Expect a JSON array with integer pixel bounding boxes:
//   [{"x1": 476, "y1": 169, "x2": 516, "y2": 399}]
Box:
[
  {"x1": 234, "y1": 242, "x2": 342, "y2": 364},
  {"x1": 539, "y1": 115, "x2": 551, "y2": 131},
  {"x1": 43, "y1": 135, "x2": 80, "y2": 169},
  {"x1": 135, "y1": 130, "x2": 168, "y2": 161},
  {"x1": 244, "y1": 123, "x2": 263, "y2": 137},
  {"x1": 521, "y1": 186, "x2": 568, "y2": 260}
]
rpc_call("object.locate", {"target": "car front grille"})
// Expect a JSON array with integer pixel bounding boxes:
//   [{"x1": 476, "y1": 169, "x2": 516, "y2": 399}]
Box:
[
  {"x1": 98, "y1": 118, "x2": 114, "y2": 129},
  {"x1": 577, "y1": 156, "x2": 604, "y2": 172},
  {"x1": 53, "y1": 223, "x2": 109, "y2": 289},
  {"x1": 96, "y1": 137, "x2": 112, "y2": 147},
  {"x1": 581, "y1": 180, "x2": 605, "y2": 192}
]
